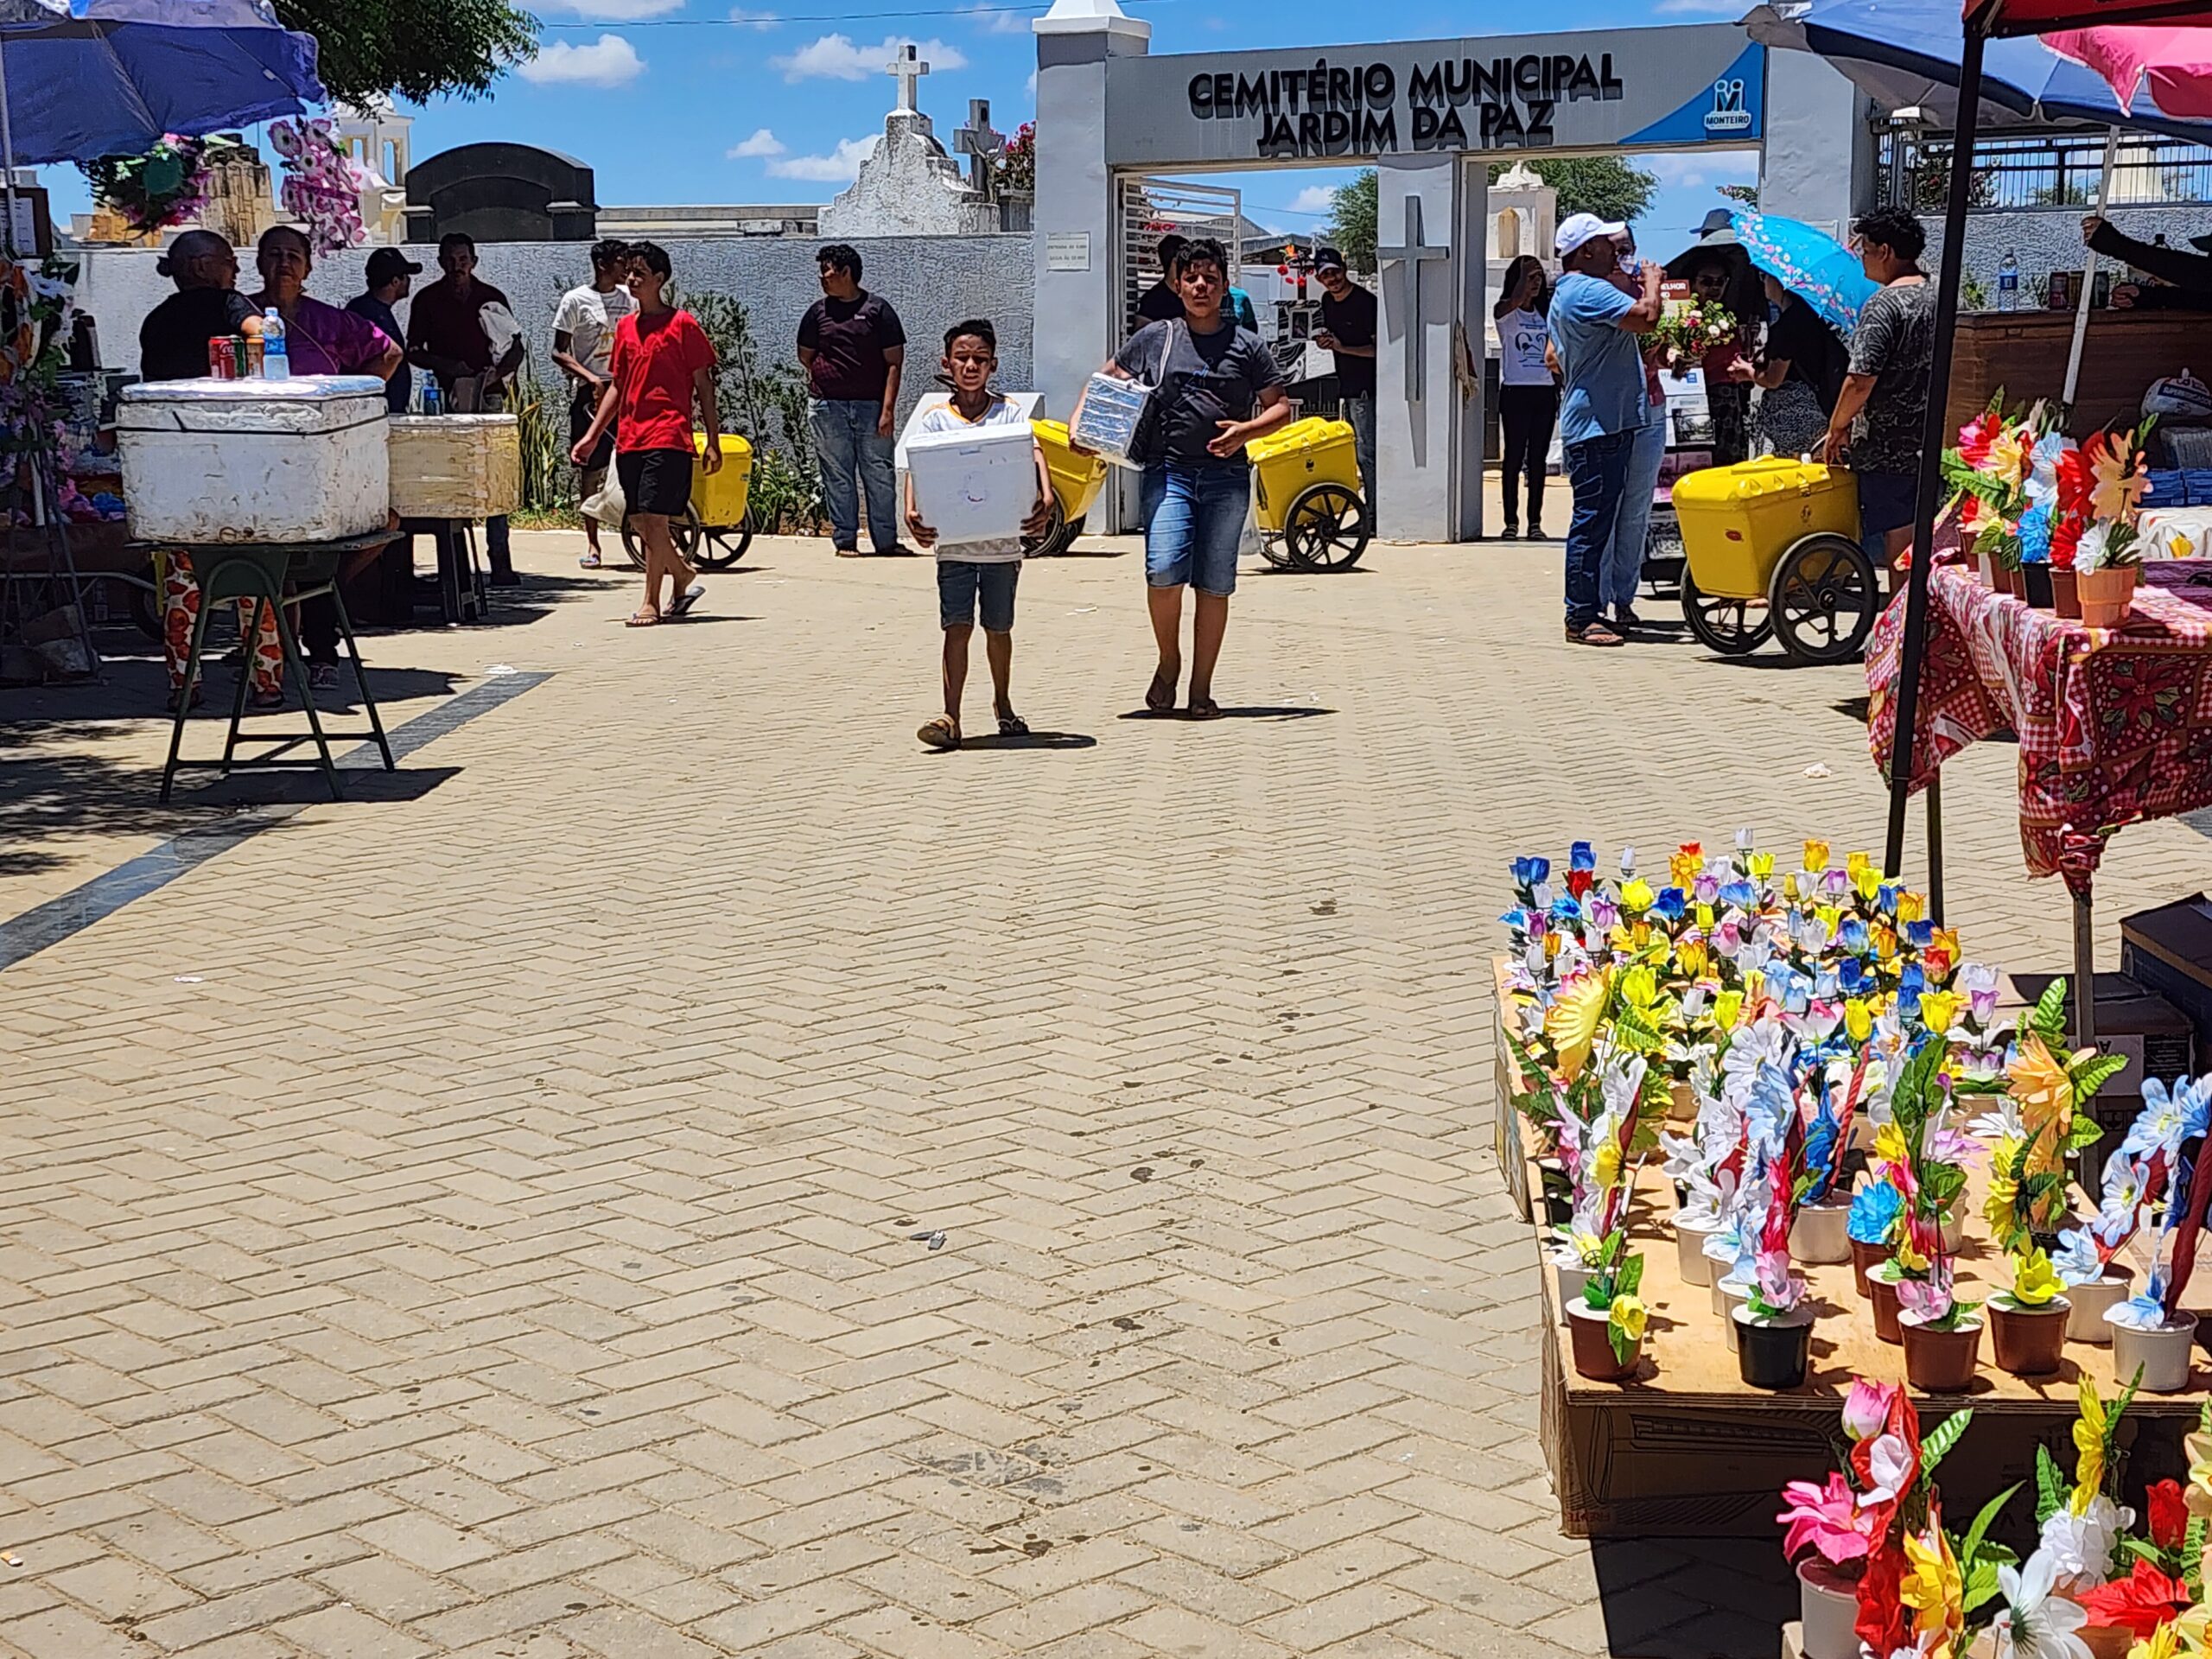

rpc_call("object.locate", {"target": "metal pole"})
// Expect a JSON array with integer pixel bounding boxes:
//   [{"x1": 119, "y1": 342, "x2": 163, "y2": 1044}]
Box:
[
  {"x1": 2063, "y1": 128, "x2": 2121, "y2": 411},
  {"x1": 1884, "y1": 22, "x2": 1987, "y2": 881},
  {"x1": 2072, "y1": 890, "x2": 2099, "y2": 1052},
  {"x1": 1925, "y1": 774, "x2": 1943, "y2": 925}
]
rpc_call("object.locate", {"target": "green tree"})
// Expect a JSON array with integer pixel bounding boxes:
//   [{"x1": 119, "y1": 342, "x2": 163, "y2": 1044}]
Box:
[
  {"x1": 1325, "y1": 169, "x2": 1379, "y2": 273},
  {"x1": 1487, "y1": 157, "x2": 1658, "y2": 226},
  {"x1": 277, "y1": 0, "x2": 537, "y2": 105}
]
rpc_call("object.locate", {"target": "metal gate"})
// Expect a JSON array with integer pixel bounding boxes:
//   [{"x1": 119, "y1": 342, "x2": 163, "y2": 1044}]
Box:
[{"x1": 1113, "y1": 174, "x2": 1243, "y2": 347}]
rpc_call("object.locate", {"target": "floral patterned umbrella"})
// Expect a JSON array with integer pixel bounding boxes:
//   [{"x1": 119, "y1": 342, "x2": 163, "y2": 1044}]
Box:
[{"x1": 1728, "y1": 211, "x2": 1882, "y2": 342}]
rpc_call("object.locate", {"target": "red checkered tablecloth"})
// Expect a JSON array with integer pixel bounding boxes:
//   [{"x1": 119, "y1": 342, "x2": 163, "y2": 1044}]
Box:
[{"x1": 1866, "y1": 558, "x2": 2212, "y2": 895}]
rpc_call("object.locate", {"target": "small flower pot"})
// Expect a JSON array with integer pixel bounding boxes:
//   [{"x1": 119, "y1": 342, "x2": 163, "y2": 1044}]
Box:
[
  {"x1": 1976, "y1": 551, "x2": 2000, "y2": 589},
  {"x1": 1990, "y1": 1298, "x2": 2071, "y2": 1376},
  {"x1": 1715, "y1": 1278, "x2": 1754, "y2": 1355},
  {"x1": 1675, "y1": 1215, "x2": 1719, "y2": 1288},
  {"x1": 1789, "y1": 1198, "x2": 1853, "y2": 1267},
  {"x1": 2021, "y1": 562, "x2": 2055, "y2": 608},
  {"x1": 1900, "y1": 1312, "x2": 1984, "y2": 1392},
  {"x1": 1849, "y1": 1236, "x2": 1887, "y2": 1299},
  {"x1": 1668, "y1": 1078, "x2": 1695, "y2": 1122},
  {"x1": 2001, "y1": 564, "x2": 2025, "y2": 598},
  {"x1": 2077, "y1": 565, "x2": 2139, "y2": 629},
  {"x1": 2109, "y1": 1309, "x2": 2199, "y2": 1394},
  {"x1": 2052, "y1": 566, "x2": 2082, "y2": 618},
  {"x1": 1735, "y1": 1305, "x2": 1815, "y2": 1390},
  {"x1": 2067, "y1": 1270, "x2": 2132, "y2": 1343},
  {"x1": 1554, "y1": 1260, "x2": 1593, "y2": 1318},
  {"x1": 1797, "y1": 1557, "x2": 1864, "y2": 1659},
  {"x1": 2085, "y1": 1626, "x2": 2138, "y2": 1659},
  {"x1": 1538, "y1": 1160, "x2": 1573, "y2": 1227},
  {"x1": 1566, "y1": 1300, "x2": 1640, "y2": 1382},
  {"x1": 1869, "y1": 1273, "x2": 1905, "y2": 1345}
]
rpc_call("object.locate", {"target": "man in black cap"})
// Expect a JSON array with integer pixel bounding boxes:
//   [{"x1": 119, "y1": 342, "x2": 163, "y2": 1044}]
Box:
[
  {"x1": 1313, "y1": 247, "x2": 1378, "y2": 511},
  {"x1": 348, "y1": 246, "x2": 421, "y2": 415}
]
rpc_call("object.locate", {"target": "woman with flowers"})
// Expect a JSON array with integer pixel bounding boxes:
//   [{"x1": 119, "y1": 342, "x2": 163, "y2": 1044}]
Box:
[{"x1": 1680, "y1": 257, "x2": 1755, "y2": 466}]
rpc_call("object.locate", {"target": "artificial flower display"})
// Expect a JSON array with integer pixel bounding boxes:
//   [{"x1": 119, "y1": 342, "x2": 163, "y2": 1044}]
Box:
[
  {"x1": 2055, "y1": 1077, "x2": 2204, "y2": 1294},
  {"x1": 1966, "y1": 979, "x2": 2129, "y2": 1253}
]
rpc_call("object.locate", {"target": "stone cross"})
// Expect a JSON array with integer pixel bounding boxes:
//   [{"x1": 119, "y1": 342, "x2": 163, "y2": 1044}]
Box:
[
  {"x1": 951, "y1": 99, "x2": 1003, "y2": 192},
  {"x1": 1376, "y1": 194, "x2": 1449, "y2": 403},
  {"x1": 888, "y1": 43, "x2": 928, "y2": 113}
]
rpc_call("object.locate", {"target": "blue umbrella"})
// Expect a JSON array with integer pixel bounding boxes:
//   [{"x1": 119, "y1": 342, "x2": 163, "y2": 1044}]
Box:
[
  {"x1": 0, "y1": 0, "x2": 323, "y2": 168},
  {"x1": 1745, "y1": 0, "x2": 2212, "y2": 141},
  {"x1": 1729, "y1": 211, "x2": 1881, "y2": 340}
]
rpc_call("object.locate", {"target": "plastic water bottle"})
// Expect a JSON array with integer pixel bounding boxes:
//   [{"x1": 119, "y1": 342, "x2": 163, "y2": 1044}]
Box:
[
  {"x1": 1998, "y1": 251, "x2": 2020, "y2": 312},
  {"x1": 419, "y1": 379, "x2": 441, "y2": 416},
  {"x1": 260, "y1": 308, "x2": 289, "y2": 378}
]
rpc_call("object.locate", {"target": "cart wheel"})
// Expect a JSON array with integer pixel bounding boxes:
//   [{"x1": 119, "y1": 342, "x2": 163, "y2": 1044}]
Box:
[
  {"x1": 1022, "y1": 496, "x2": 1067, "y2": 558},
  {"x1": 693, "y1": 509, "x2": 754, "y2": 570},
  {"x1": 1680, "y1": 570, "x2": 1773, "y2": 656},
  {"x1": 1055, "y1": 512, "x2": 1087, "y2": 556},
  {"x1": 126, "y1": 576, "x2": 163, "y2": 641},
  {"x1": 619, "y1": 505, "x2": 704, "y2": 569},
  {"x1": 1283, "y1": 483, "x2": 1370, "y2": 570},
  {"x1": 1768, "y1": 531, "x2": 1879, "y2": 665}
]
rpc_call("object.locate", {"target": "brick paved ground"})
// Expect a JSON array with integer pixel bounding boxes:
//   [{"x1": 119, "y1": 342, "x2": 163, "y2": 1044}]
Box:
[{"x1": 2, "y1": 531, "x2": 2208, "y2": 1659}]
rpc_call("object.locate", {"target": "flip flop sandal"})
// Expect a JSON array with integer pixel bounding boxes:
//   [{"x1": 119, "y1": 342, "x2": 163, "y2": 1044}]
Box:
[
  {"x1": 249, "y1": 688, "x2": 285, "y2": 710},
  {"x1": 1187, "y1": 696, "x2": 1223, "y2": 721},
  {"x1": 667, "y1": 582, "x2": 706, "y2": 620},
  {"x1": 997, "y1": 712, "x2": 1029, "y2": 737},
  {"x1": 1145, "y1": 665, "x2": 1178, "y2": 713},
  {"x1": 626, "y1": 609, "x2": 660, "y2": 627},
  {"x1": 917, "y1": 716, "x2": 960, "y2": 751},
  {"x1": 578, "y1": 553, "x2": 603, "y2": 569}
]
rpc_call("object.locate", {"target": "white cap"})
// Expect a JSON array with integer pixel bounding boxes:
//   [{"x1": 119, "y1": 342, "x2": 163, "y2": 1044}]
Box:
[{"x1": 1556, "y1": 212, "x2": 1628, "y2": 258}]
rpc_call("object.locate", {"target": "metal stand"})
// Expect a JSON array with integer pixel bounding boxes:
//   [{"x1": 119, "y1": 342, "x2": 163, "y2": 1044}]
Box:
[
  {"x1": 0, "y1": 443, "x2": 99, "y2": 683},
  {"x1": 2072, "y1": 891, "x2": 2099, "y2": 1052},
  {"x1": 158, "y1": 534, "x2": 397, "y2": 803},
  {"x1": 1925, "y1": 775, "x2": 1943, "y2": 926}
]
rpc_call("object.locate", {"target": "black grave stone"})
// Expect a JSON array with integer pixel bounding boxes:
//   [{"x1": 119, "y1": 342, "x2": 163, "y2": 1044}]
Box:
[{"x1": 403, "y1": 143, "x2": 597, "y2": 244}]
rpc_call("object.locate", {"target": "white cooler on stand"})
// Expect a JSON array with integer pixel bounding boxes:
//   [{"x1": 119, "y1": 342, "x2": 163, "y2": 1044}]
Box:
[
  {"x1": 117, "y1": 376, "x2": 390, "y2": 544},
  {"x1": 905, "y1": 421, "x2": 1039, "y2": 545}
]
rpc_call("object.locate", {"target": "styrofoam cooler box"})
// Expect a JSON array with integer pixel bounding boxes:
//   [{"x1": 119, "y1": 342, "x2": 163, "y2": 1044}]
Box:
[
  {"x1": 1070, "y1": 373, "x2": 1152, "y2": 468},
  {"x1": 118, "y1": 376, "x2": 390, "y2": 544},
  {"x1": 387, "y1": 414, "x2": 521, "y2": 519},
  {"x1": 905, "y1": 422, "x2": 1038, "y2": 544},
  {"x1": 895, "y1": 391, "x2": 1042, "y2": 470}
]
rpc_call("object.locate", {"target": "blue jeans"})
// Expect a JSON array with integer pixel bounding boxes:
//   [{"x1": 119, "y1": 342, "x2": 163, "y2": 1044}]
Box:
[
  {"x1": 809, "y1": 397, "x2": 899, "y2": 550},
  {"x1": 1342, "y1": 393, "x2": 1376, "y2": 515},
  {"x1": 1605, "y1": 417, "x2": 1665, "y2": 611},
  {"x1": 1140, "y1": 462, "x2": 1247, "y2": 597},
  {"x1": 1563, "y1": 429, "x2": 1634, "y2": 630}
]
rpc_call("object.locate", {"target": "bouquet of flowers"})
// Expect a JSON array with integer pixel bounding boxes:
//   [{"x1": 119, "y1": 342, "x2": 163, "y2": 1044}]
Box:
[
  {"x1": 1652, "y1": 296, "x2": 1743, "y2": 375},
  {"x1": 81, "y1": 133, "x2": 245, "y2": 237},
  {"x1": 1943, "y1": 394, "x2": 2069, "y2": 575}
]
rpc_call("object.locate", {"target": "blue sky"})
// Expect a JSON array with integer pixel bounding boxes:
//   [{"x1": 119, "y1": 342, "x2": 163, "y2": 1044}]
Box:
[{"x1": 39, "y1": 0, "x2": 1760, "y2": 261}]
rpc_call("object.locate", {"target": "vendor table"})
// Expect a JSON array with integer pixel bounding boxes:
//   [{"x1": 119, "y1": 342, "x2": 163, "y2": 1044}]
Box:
[
  {"x1": 1867, "y1": 557, "x2": 2212, "y2": 1044},
  {"x1": 156, "y1": 531, "x2": 397, "y2": 804}
]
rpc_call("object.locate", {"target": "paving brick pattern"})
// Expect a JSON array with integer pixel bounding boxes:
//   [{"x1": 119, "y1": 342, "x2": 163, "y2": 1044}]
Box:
[{"x1": 2, "y1": 532, "x2": 2207, "y2": 1657}]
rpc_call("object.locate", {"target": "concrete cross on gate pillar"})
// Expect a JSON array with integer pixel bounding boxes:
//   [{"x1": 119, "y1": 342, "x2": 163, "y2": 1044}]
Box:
[
  {"x1": 1376, "y1": 194, "x2": 1449, "y2": 403},
  {"x1": 952, "y1": 99, "x2": 1004, "y2": 193},
  {"x1": 888, "y1": 43, "x2": 929, "y2": 112}
]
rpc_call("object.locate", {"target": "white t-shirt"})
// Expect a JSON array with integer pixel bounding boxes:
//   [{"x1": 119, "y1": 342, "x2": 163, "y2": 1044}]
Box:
[
  {"x1": 912, "y1": 396, "x2": 1035, "y2": 563},
  {"x1": 1498, "y1": 307, "x2": 1553, "y2": 387},
  {"x1": 552, "y1": 282, "x2": 637, "y2": 382}
]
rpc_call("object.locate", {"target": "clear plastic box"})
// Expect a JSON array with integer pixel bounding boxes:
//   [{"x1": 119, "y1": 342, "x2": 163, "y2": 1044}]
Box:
[{"x1": 1070, "y1": 373, "x2": 1153, "y2": 468}]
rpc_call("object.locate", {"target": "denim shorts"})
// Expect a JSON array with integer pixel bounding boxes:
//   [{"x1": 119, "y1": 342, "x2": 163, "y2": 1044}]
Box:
[
  {"x1": 1141, "y1": 461, "x2": 1248, "y2": 597},
  {"x1": 938, "y1": 559, "x2": 1019, "y2": 632}
]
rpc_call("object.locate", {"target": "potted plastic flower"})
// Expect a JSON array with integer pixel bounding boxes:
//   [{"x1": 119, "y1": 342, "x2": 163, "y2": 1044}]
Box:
[
  {"x1": 1736, "y1": 1183, "x2": 1816, "y2": 1390},
  {"x1": 1850, "y1": 1178, "x2": 1904, "y2": 1299},
  {"x1": 2055, "y1": 1076, "x2": 2202, "y2": 1343},
  {"x1": 1566, "y1": 1225, "x2": 1648, "y2": 1382},
  {"x1": 1990, "y1": 1245, "x2": 2072, "y2": 1377},
  {"x1": 1777, "y1": 1380, "x2": 1897, "y2": 1659},
  {"x1": 2032, "y1": 1376, "x2": 2147, "y2": 1657},
  {"x1": 2070, "y1": 424, "x2": 2152, "y2": 629},
  {"x1": 2100, "y1": 1073, "x2": 2210, "y2": 1389}
]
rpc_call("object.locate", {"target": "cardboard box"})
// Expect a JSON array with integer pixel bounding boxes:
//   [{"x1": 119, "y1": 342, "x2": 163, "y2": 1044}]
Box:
[{"x1": 2122, "y1": 893, "x2": 2212, "y2": 1065}]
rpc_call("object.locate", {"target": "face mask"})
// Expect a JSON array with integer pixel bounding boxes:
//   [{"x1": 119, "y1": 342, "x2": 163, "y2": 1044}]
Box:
[{"x1": 1618, "y1": 252, "x2": 1637, "y2": 275}]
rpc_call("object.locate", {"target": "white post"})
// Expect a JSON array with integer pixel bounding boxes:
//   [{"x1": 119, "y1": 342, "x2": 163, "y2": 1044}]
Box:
[
  {"x1": 2063, "y1": 127, "x2": 2122, "y2": 411},
  {"x1": 1374, "y1": 153, "x2": 1460, "y2": 544}
]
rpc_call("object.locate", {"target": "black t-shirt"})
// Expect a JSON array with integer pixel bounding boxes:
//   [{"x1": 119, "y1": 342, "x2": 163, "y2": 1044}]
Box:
[
  {"x1": 1762, "y1": 300, "x2": 1847, "y2": 416},
  {"x1": 1319, "y1": 283, "x2": 1379, "y2": 399},
  {"x1": 139, "y1": 287, "x2": 254, "y2": 381},
  {"x1": 1135, "y1": 282, "x2": 1182, "y2": 327},
  {"x1": 1114, "y1": 317, "x2": 1286, "y2": 468},
  {"x1": 797, "y1": 292, "x2": 906, "y2": 402}
]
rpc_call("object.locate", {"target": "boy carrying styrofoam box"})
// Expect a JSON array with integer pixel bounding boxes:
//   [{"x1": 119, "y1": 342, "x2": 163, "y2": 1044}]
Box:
[{"x1": 903, "y1": 317, "x2": 1053, "y2": 753}]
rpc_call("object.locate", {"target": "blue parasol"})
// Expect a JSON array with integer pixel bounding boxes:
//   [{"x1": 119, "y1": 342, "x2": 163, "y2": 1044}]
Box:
[
  {"x1": 0, "y1": 0, "x2": 323, "y2": 168},
  {"x1": 1728, "y1": 211, "x2": 1881, "y2": 340}
]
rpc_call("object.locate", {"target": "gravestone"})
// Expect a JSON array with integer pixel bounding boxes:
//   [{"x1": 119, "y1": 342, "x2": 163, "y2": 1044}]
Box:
[{"x1": 403, "y1": 143, "x2": 597, "y2": 245}]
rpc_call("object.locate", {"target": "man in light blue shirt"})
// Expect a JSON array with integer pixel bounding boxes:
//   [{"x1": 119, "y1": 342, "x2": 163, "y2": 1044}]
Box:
[{"x1": 1548, "y1": 213, "x2": 1662, "y2": 646}]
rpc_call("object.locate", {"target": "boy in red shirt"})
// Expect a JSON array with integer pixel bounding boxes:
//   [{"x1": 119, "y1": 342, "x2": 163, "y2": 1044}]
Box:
[{"x1": 572, "y1": 241, "x2": 721, "y2": 625}]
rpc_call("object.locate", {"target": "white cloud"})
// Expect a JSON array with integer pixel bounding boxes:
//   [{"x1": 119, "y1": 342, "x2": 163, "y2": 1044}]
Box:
[
  {"x1": 770, "y1": 33, "x2": 968, "y2": 82},
  {"x1": 1647, "y1": 150, "x2": 1758, "y2": 188},
  {"x1": 1286, "y1": 184, "x2": 1336, "y2": 216},
  {"x1": 960, "y1": 3, "x2": 1030, "y2": 34},
  {"x1": 765, "y1": 135, "x2": 879, "y2": 181},
  {"x1": 1655, "y1": 0, "x2": 1746, "y2": 12},
  {"x1": 728, "y1": 127, "x2": 786, "y2": 158},
  {"x1": 518, "y1": 34, "x2": 645, "y2": 85},
  {"x1": 727, "y1": 7, "x2": 778, "y2": 25}
]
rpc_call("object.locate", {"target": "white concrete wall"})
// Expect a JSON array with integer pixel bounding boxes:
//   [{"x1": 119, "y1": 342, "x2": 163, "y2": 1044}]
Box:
[
  {"x1": 73, "y1": 232, "x2": 1036, "y2": 428},
  {"x1": 1373, "y1": 155, "x2": 1467, "y2": 543},
  {"x1": 1759, "y1": 51, "x2": 1876, "y2": 240}
]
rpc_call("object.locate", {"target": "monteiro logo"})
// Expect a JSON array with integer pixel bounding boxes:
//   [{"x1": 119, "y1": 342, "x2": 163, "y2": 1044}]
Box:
[{"x1": 1704, "y1": 77, "x2": 1751, "y2": 133}]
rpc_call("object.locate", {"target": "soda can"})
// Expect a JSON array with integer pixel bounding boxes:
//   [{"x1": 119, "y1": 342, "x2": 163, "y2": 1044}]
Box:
[
  {"x1": 244, "y1": 335, "x2": 265, "y2": 377},
  {"x1": 208, "y1": 336, "x2": 238, "y2": 378}
]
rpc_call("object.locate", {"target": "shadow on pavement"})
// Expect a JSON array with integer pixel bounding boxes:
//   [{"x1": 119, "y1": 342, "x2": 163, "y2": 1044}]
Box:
[
  {"x1": 162, "y1": 766, "x2": 461, "y2": 809},
  {"x1": 1594, "y1": 1535, "x2": 1796, "y2": 1657},
  {"x1": 1116, "y1": 705, "x2": 1336, "y2": 722},
  {"x1": 956, "y1": 730, "x2": 1097, "y2": 752}
]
